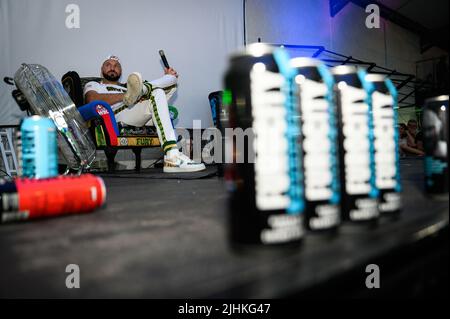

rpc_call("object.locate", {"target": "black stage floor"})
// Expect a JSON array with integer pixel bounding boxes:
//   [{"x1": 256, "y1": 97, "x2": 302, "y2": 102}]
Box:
[{"x1": 0, "y1": 159, "x2": 448, "y2": 298}]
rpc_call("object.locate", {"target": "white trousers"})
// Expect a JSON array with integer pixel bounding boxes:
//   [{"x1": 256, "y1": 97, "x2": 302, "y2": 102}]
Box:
[{"x1": 115, "y1": 86, "x2": 178, "y2": 153}]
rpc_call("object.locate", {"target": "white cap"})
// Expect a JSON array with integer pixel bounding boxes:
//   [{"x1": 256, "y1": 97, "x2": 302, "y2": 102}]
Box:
[{"x1": 103, "y1": 55, "x2": 121, "y2": 64}]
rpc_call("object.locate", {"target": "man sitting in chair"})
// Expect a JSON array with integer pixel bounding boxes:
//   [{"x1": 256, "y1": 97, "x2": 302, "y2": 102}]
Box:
[{"x1": 84, "y1": 55, "x2": 205, "y2": 173}]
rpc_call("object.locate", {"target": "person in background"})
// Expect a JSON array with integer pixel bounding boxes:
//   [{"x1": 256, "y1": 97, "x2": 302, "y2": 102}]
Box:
[
  {"x1": 407, "y1": 119, "x2": 424, "y2": 152},
  {"x1": 399, "y1": 122, "x2": 424, "y2": 156}
]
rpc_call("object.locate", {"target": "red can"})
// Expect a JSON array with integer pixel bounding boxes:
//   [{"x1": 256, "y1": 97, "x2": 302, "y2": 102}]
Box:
[{"x1": 1, "y1": 174, "x2": 106, "y2": 223}]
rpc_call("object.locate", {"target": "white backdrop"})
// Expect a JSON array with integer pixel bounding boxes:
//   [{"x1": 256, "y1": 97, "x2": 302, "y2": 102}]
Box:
[{"x1": 0, "y1": 0, "x2": 244, "y2": 127}]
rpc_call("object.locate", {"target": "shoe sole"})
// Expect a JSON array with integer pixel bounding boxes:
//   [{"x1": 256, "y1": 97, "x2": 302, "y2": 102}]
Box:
[
  {"x1": 163, "y1": 165, "x2": 206, "y2": 173},
  {"x1": 124, "y1": 72, "x2": 143, "y2": 106}
]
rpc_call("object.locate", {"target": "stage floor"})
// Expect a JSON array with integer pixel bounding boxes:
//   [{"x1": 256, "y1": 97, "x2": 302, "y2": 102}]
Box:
[{"x1": 0, "y1": 159, "x2": 448, "y2": 298}]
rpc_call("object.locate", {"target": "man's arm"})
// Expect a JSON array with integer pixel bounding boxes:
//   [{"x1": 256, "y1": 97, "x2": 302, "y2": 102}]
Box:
[
  {"x1": 85, "y1": 91, "x2": 125, "y2": 106},
  {"x1": 400, "y1": 144, "x2": 425, "y2": 156},
  {"x1": 148, "y1": 68, "x2": 178, "y2": 89},
  {"x1": 415, "y1": 132, "x2": 424, "y2": 151},
  {"x1": 406, "y1": 131, "x2": 417, "y2": 147}
]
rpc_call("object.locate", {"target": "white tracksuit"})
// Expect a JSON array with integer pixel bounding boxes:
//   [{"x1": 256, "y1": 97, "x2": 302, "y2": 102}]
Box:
[{"x1": 83, "y1": 74, "x2": 178, "y2": 153}]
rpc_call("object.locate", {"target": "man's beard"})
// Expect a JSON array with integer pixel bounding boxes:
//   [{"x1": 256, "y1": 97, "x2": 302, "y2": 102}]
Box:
[{"x1": 103, "y1": 71, "x2": 120, "y2": 82}]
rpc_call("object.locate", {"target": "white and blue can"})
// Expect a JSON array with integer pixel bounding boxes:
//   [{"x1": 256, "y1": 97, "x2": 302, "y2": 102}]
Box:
[
  {"x1": 18, "y1": 116, "x2": 58, "y2": 178},
  {"x1": 423, "y1": 95, "x2": 448, "y2": 198},
  {"x1": 223, "y1": 44, "x2": 305, "y2": 246},
  {"x1": 290, "y1": 58, "x2": 341, "y2": 231},
  {"x1": 365, "y1": 74, "x2": 402, "y2": 215},
  {"x1": 331, "y1": 66, "x2": 380, "y2": 223}
]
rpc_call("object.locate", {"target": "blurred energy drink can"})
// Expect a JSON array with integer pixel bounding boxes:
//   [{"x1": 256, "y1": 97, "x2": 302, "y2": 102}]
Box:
[
  {"x1": 331, "y1": 66, "x2": 379, "y2": 223},
  {"x1": 0, "y1": 174, "x2": 106, "y2": 223},
  {"x1": 223, "y1": 43, "x2": 304, "y2": 246},
  {"x1": 290, "y1": 58, "x2": 341, "y2": 231},
  {"x1": 365, "y1": 74, "x2": 402, "y2": 215},
  {"x1": 18, "y1": 116, "x2": 58, "y2": 178},
  {"x1": 423, "y1": 95, "x2": 448, "y2": 198}
]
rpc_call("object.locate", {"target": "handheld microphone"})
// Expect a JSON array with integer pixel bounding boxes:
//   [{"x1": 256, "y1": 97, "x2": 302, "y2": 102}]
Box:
[{"x1": 159, "y1": 50, "x2": 170, "y2": 69}]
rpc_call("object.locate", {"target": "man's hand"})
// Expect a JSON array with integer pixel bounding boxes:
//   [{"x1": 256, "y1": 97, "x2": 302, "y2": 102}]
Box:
[{"x1": 164, "y1": 67, "x2": 179, "y2": 78}]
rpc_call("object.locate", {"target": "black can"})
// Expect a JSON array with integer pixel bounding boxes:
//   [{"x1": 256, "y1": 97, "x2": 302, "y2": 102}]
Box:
[
  {"x1": 423, "y1": 95, "x2": 448, "y2": 198},
  {"x1": 365, "y1": 74, "x2": 402, "y2": 215},
  {"x1": 223, "y1": 44, "x2": 305, "y2": 246},
  {"x1": 290, "y1": 58, "x2": 341, "y2": 231},
  {"x1": 331, "y1": 66, "x2": 379, "y2": 223},
  {"x1": 0, "y1": 179, "x2": 20, "y2": 224}
]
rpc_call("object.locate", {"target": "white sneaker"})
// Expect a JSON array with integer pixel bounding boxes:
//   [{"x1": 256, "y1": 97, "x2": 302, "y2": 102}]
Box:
[
  {"x1": 123, "y1": 72, "x2": 143, "y2": 106},
  {"x1": 163, "y1": 151, "x2": 206, "y2": 173}
]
